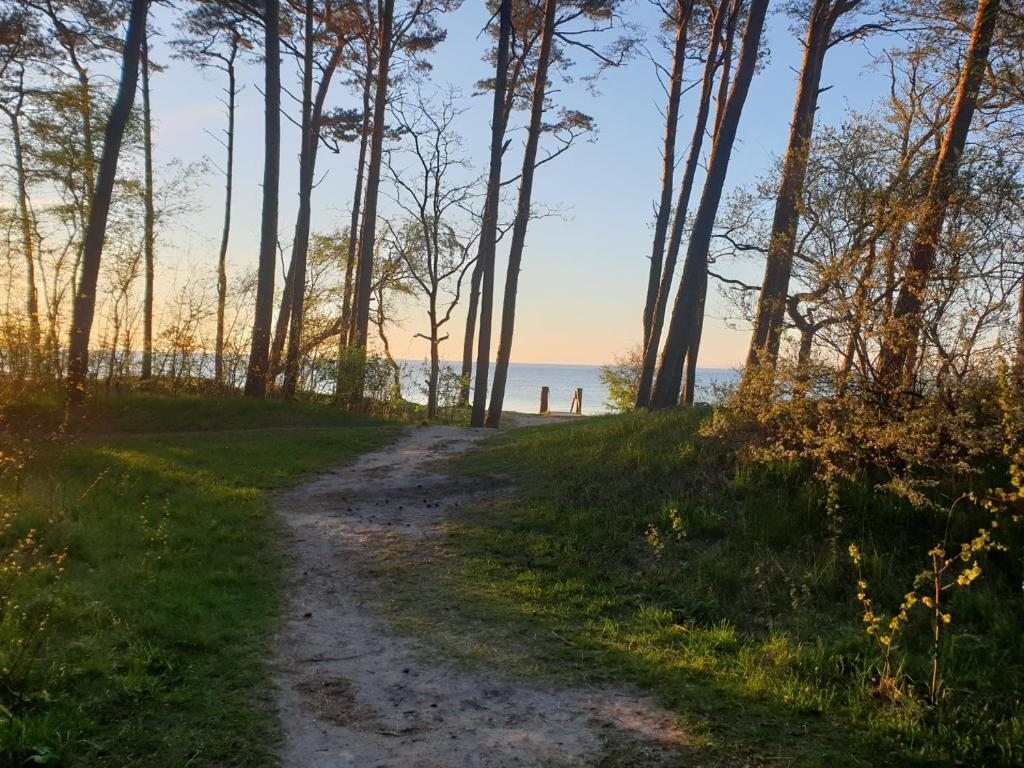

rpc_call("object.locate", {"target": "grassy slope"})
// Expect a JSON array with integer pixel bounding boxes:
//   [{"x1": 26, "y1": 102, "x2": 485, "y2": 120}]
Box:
[
  {"x1": 0, "y1": 394, "x2": 397, "y2": 767},
  {"x1": 399, "y1": 409, "x2": 1021, "y2": 767}
]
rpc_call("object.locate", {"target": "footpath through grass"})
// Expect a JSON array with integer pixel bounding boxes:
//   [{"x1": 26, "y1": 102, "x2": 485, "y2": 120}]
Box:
[
  {"x1": 0, "y1": 393, "x2": 397, "y2": 767},
  {"x1": 404, "y1": 409, "x2": 1021, "y2": 767}
]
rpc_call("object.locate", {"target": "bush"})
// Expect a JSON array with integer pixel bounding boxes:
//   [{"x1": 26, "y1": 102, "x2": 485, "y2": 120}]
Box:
[
  {"x1": 599, "y1": 347, "x2": 643, "y2": 412},
  {"x1": 707, "y1": 362, "x2": 1023, "y2": 710}
]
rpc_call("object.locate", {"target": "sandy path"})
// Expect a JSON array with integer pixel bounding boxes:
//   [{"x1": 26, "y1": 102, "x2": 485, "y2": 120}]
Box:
[{"x1": 274, "y1": 425, "x2": 687, "y2": 767}]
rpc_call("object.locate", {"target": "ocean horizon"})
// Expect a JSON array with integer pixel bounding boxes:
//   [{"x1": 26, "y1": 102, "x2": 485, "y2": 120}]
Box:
[{"x1": 397, "y1": 360, "x2": 740, "y2": 415}]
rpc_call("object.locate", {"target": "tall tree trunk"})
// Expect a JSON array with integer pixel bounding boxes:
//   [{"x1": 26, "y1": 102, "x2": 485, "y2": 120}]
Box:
[
  {"x1": 459, "y1": 258, "x2": 482, "y2": 405},
  {"x1": 681, "y1": 280, "x2": 706, "y2": 403},
  {"x1": 877, "y1": 0, "x2": 999, "y2": 391},
  {"x1": 244, "y1": 0, "x2": 281, "y2": 398},
  {"x1": 270, "y1": 260, "x2": 294, "y2": 375},
  {"x1": 650, "y1": 0, "x2": 769, "y2": 409},
  {"x1": 66, "y1": 0, "x2": 150, "y2": 409},
  {"x1": 485, "y1": 0, "x2": 558, "y2": 428},
  {"x1": 340, "y1": 53, "x2": 373, "y2": 350},
  {"x1": 283, "y1": 0, "x2": 340, "y2": 398},
  {"x1": 7, "y1": 91, "x2": 42, "y2": 377},
  {"x1": 271, "y1": 16, "x2": 325, "y2": 382},
  {"x1": 636, "y1": 0, "x2": 728, "y2": 407},
  {"x1": 140, "y1": 30, "x2": 156, "y2": 380},
  {"x1": 214, "y1": 36, "x2": 239, "y2": 386},
  {"x1": 428, "y1": 321, "x2": 440, "y2": 420},
  {"x1": 1016, "y1": 274, "x2": 1024, "y2": 378},
  {"x1": 641, "y1": 0, "x2": 693, "y2": 346},
  {"x1": 469, "y1": 0, "x2": 512, "y2": 427},
  {"x1": 352, "y1": 0, "x2": 395, "y2": 354},
  {"x1": 745, "y1": 0, "x2": 851, "y2": 372},
  {"x1": 712, "y1": 0, "x2": 741, "y2": 141}
]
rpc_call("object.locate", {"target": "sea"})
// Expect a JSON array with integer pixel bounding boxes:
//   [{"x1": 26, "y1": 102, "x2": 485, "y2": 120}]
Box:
[{"x1": 397, "y1": 361, "x2": 740, "y2": 415}]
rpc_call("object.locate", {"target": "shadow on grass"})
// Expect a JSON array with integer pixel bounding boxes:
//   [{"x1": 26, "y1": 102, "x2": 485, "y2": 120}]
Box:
[
  {"x1": 372, "y1": 409, "x2": 1020, "y2": 768},
  {"x1": 1, "y1": 404, "x2": 399, "y2": 768}
]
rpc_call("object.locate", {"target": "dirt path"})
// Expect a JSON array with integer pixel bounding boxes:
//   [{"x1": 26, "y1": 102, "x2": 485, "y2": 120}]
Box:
[{"x1": 274, "y1": 425, "x2": 687, "y2": 767}]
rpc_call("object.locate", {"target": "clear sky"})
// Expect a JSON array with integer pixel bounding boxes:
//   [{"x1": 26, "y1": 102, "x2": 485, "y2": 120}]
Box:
[{"x1": 144, "y1": 2, "x2": 893, "y2": 367}]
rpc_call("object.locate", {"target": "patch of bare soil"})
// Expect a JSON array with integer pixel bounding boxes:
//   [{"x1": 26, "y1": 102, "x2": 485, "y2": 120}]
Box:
[{"x1": 274, "y1": 425, "x2": 688, "y2": 767}]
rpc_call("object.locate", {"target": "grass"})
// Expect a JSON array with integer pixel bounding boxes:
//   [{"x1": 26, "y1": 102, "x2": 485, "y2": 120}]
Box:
[
  {"x1": 0, "y1": 392, "x2": 398, "y2": 767},
  {"x1": 1, "y1": 385, "x2": 391, "y2": 434},
  {"x1": 373, "y1": 408, "x2": 1022, "y2": 767}
]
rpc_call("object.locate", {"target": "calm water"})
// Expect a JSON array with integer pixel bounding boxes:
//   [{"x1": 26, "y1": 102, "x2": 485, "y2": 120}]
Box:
[{"x1": 399, "y1": 361, "x2": 740, "y2": 415}]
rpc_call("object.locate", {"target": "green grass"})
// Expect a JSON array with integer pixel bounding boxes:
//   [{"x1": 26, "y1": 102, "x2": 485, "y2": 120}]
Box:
[
  {"x1": 2, "y1": 386, "x2": 388, "y2": 434},
  {"x1": 376, "y1": 409, "x2": 1022, "y2": 767},
  {"x1": 0, "y1": 393, "x2": 398, "y2": 767}
]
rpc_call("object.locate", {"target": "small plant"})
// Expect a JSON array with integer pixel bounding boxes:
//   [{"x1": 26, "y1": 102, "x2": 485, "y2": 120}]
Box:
[
  {"x1": 600, "y1": 347, "x2": 643, "y2": 413},
  {"x1": 435, "y1": 366, "x2": 469, "y2": 425}
]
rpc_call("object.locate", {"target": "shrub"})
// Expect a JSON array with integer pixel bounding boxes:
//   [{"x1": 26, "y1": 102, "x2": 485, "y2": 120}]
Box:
[
  {"x1": 599, "y1": 347, "x2": 643, "y2": 412},
  {"x1": 707, "y1": 362, "x2": 1023, "y2": 709}
]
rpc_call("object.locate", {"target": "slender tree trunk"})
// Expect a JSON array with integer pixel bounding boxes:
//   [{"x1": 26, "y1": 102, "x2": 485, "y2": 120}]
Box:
[
  {"x1": 485, "y1": 0, "x2": 558, "y2": 428},
  {"x1": 713, "y1": 0, "x2": 741, "y2": 142},
  {"x1": 745, "y1": 0, "x2": 848, "y2": 373},
  {"x1": 214, "y1": 38, "x2": 238, "y2": 386},
  {"x1": 340, "y1": 54, "x2": 373, "y2": 350},
  {"x1": 271, "y1": 20, "x2": 324, "y2": 381},
  {"x1": 636, "y1": 0, "x2": 727, "y2": 407},
  {"x1": 682, "y1": 278, "x2": 706, "y2": 403},
  {"x1": 244, "y1": 0, "x2": 281, "y2": 398},
  {"x1": 352, "y1": 0, "x2": 395, "y2": 353},
  {"x1": 838, "y1": 238, "x2": 878, "y2": 394},
  {"x1": 428, "y1": 325, "x2": 440, "y2": 420},
  {"x1": 642, "y1": 0, "x2": 693, "y2": 346},
  {"x1": 107, "y1": 309, "x2": 120, "y2": 388},
  {"x1": 8, "y1": 95, "x2": 42, "y2": 377},
  {"x1": 270, "y1": 260, "x2": 294, "y2": 374},
  {"x1": 650, "y1": 0, "x2": 769, "y2": 409},
  {"x1": 283, "y1": 0, "x2": 329, "y2": 398},
  {"x1": 1016, "y1": 275, "x2": 1024, "y2": 378},
  {"x1": 459, "y1": 259, "x2": 482, "y2": 405},
  {"x1": 140, "y1": 31, "x2": 155, "y2": 380},
  {"x1": 469, "y1": 0, "x2": 512, "y2": 427},
  {"x1": 877, "y1": 0, "x2": 999, "y2": 391},
  {"x1": 656, "y1": 0, "x2": 739, "y2": 408},
  {"x1": 66, "y1": 0, "x2": 150, "y2": 409}
]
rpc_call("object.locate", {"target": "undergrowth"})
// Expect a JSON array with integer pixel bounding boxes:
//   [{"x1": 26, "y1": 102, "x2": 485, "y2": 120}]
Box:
[{"x1": 438, "y1": 404, "x2": 1023, "y2": 766}]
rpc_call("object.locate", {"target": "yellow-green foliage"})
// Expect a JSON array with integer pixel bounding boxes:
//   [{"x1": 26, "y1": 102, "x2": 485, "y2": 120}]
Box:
[{"x1": 710, "y1": 362, "x2": 1023, "y2": 720}]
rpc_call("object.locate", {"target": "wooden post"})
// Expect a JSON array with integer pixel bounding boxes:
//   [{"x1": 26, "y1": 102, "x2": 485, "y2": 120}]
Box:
[
  {"x1": 540, "y1": 386, "x2": 549, "y2": 414},
  {"x1": 570, "y1": 387, "x2": 582, "y2": 415}
]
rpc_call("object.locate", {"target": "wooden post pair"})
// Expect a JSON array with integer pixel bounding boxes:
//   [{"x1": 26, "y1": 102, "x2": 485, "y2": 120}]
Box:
[{"x1": 538, "y1": 386, "x2": 583, "y2": 415}]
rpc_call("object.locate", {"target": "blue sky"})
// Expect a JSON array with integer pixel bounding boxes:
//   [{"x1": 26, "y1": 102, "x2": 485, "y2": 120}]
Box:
[{"x1": 145, "y1": 1, "x2": 893, "y2": 366}]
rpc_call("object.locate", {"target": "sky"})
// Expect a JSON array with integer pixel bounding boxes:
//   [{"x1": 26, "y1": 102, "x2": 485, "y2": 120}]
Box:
[{"x1": 143, "y1": 1, "x2": 895, "y2": 367}]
